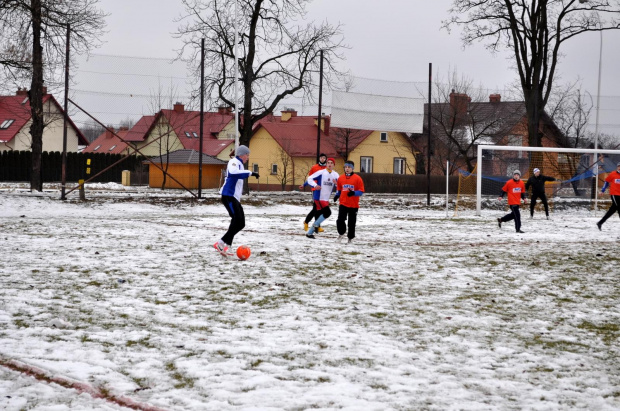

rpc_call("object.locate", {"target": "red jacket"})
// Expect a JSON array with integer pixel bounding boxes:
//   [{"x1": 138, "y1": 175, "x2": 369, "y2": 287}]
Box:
[
  {"x1": 502, "y1": 178, "x2": 525, "y2": 206},
  {"x1": 337, "y1": 173, "x2": 365, "y2": 208},
  {"x1": 605, "y1": 170, "x2": 620, "y2": 196}
]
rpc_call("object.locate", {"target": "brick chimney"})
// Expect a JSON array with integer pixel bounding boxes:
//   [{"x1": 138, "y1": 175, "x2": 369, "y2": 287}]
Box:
[
  {"x1": 218, "y1": 106, "x2": 232, "y2": 115},
  {"x1": 173, "y1": 102, "x2": 184, "y2": 113},
  {"x1": 314, "y1": 114, "x2": 330, "y2": 135},
  {"x1": 489, "y1": 94, "x2": 501, "y2": 103},
  {"x1": 105, "y1": 128, "x2": 115, "y2": 139},
  {"x1": 16, "y1": 88, "x2": 28, "y2": 96},
  {"x1": 42, "y1": 86, "x2": 47, "y2": 95},
  {"x1": 449, "y1": 90, "x2": 470, "y2": 123},
  {"x1": 281, "y1": 109, "x2": 297, "y2": 122}
]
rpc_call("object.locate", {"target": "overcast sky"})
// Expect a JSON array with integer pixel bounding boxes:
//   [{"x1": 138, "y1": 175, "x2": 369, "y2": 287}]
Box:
[
  {"x1": 93, "y1": 0, "x2": 619, "y2": 94},
  {"x1": 77, "y1": 0, "x2": 620, "y2": 133}
]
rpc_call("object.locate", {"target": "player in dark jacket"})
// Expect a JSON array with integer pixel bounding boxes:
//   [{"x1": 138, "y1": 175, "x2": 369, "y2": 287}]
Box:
[{"x1": 525, "y1": 168, "x2": 558, "y2": 219}]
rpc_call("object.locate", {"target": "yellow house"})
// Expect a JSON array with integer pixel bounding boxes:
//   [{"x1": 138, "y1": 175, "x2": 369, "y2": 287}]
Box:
[{"x1": 247, "y1": 110, "x2": 416, "y2": 190}]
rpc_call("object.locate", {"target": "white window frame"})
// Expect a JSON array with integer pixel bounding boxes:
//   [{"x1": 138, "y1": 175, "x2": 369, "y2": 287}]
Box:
[
  {"x1": 109, "y1": 145, "x2": 117, "y2": 151},
  {"x1": 360, "y1": 156, "x2": 373, "y2": 173},
  {"x1": 93, "y1": 145, "x2": 101, "y2": 151},
  {"x1": 393, "y1": 158, "x2": 406, "y2": 174},
  {"x1": 271, "y1": 164, "x2": 278, "y2": 175},
  {"x1": 252, "y1": 163, "x2": 259, "y2": 173},
  {"x1": 185, "y1": 131, "x2": 191, "y2": 138},
  {"x1": 380, "y1": 132, "x2": 388, "y2": 142},
  {"x1": 192, "y1": 132, "x2": 198, "y2": 138}
]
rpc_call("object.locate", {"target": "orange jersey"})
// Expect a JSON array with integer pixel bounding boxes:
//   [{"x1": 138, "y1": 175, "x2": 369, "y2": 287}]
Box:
[
  {"x1": 605, "y1": 170, "x2": 620, "y2": 196},
  {"x1": 502, "y1": 178, "x2": 525, "y2": 205},
  {"x1": 337, "y1": 173, "x2": 365, "y2": 208}
]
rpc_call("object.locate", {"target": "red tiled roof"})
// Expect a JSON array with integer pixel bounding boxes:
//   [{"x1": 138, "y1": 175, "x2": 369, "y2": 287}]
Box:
[
  {"x1": 82, "y1": 128, "x2": 131, "y2": 154},
  {"x1": 124, "y1": 115, "x2": 156, "y2": 142},
  {"x1": 255, "y1": 114, "x2": 372, "y2": 157},
  {"x1": 0, "y1": 93, "x2": 88, "y2": 145}
]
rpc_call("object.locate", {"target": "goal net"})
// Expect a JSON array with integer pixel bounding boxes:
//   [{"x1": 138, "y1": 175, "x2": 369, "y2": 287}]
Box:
[{"x1": 453, "y1": 145, "x2": 620, "y2": 216}]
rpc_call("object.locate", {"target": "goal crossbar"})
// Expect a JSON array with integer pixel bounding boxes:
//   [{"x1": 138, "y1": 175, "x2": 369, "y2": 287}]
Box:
[{"x1": 475, "y1": 145, "x2": 620, "y2": 215}]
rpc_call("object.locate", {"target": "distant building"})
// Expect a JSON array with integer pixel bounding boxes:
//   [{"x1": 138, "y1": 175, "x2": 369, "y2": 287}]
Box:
[{"x1": 0, "y1": 88, "x2": 87, "y2": 152}]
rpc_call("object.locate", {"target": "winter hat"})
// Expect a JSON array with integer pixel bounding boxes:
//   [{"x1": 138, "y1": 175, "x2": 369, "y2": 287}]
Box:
[
  {"x1": 533, "y1": 168, "x2": 540, "y2": 173},
  {"x1": 344, "y1": 161, "x2": 355, "y2": 169},
  {"x1": 513, "y1": 169, "x2": 521, "y2": 176},
  {"x1": 327, "y1": 157, "x2": 336, "y2": 164},
  {"x1": 236, "y1": 145, "x2": 250, "y2": 156},
  {"x1": 617, "y1": 161, "x2": 620, "y2": 167}
]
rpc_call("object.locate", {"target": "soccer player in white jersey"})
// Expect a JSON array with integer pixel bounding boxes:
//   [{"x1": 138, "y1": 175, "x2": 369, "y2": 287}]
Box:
[
  {"x1": 305, "y1": 157, "x2": 339, "y2": 238},
  {"x1": 214, "y1": 145, "x2": 259, "y2": 255}
]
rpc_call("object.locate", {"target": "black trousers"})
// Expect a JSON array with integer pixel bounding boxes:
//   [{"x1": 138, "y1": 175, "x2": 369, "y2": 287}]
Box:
[
  {"x1": 598, "y1": 195, "x2": 620, "y2": 226},
  {"x1": 501, "y1": 204, "x2": 522, "y2": 232},
  {"x1": 304, "y1": 202, "x2": 317, "y2": 224},
  {"x1": 336, "y1": 205, "x2": 359, "y2": 239},
  {"x1": 221, "y1": 195, "x2": 245, "y2": 246},
  {"x1": 530, "y1": 192, "x2": 549, "y2": 216}
]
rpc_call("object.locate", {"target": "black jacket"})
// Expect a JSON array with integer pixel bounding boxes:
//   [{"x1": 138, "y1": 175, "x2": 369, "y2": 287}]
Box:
[{"x1": 526, "y1": 174, "x2": 556, "y2": 194}]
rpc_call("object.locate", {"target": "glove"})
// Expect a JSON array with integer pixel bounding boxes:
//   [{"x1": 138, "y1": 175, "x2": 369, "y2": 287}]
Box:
[
  {"x1": 251, "y1": 172, "x2": 259, "y2": 178},
  {"x1": 347, "y1": 190, "x2": 355, "y2": 197},
  {"x1": 333, "y1": 194, "x2": 340, "y2": 202}
]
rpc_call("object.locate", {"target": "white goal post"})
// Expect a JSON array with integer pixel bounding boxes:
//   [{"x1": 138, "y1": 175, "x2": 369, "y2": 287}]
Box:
[{"x1": 475, "y1": 145, "x2": 620, "y2": 216}]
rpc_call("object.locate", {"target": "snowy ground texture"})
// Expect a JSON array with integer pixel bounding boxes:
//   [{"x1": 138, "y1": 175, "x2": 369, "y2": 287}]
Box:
[{"x1": 1, "y1": 183, "x2": 619, "y2": 411}]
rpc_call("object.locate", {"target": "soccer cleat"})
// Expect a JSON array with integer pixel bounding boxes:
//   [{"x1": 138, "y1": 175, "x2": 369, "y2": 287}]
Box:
[
  {"x1": 336, "y1": 235, "x2": 345, "y2": 242},
  {"x1": 312, "y1": 225, "x2": 320, "y2": 234},
  {"x1": 517, "y1": 230, "x2": 525, "y2": 233},
  {"x1": 213, "y1": 241, "x2": 232, "y2": 256},
  {"x1": 317, "y1": 226, "x2": 325, "y2": 233},
  {"x1": 306, "y1": 234, "x2": 316, "y2": 239},
  {"x1": 597, "y1": 222, "x2": 602, "y2": 231},
  {"x1": 304, "y1": 222, "x2": 309, "y2": 231},
  {"x1": 546, "y1": 215, "x2": 550, "y2": 220},
  {"x1": 529, "y1": 215, "x2": 533, "y2": 219},
  {"x1": 347, "y1": 238, "x2": 354, "y2": 244},
  {"x1": 497, "y1": 218, "x2": 502, "y2": 228}
]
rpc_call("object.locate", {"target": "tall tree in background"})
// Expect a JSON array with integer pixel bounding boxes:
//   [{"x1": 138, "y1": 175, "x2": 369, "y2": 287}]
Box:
[
  {"x1": 444, "y1": 0, "x2": 620, "y2": 147},
  {"x1": 0, "y1": 0, "x2": 106, "y2": 191},
  {"x1": 175, "y1": 0, "x2": 346, "y2": 148}
]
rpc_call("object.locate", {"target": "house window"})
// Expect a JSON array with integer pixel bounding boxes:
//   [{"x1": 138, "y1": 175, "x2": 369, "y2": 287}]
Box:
[
  {"x1": 252, "y1": 163, "x2": 259, "y2": 173},
  {"x1": 394, "y1": 158, "x2": 406, "y2": 174},
  {"x1": 271, "y1": 164, "x2": 278, "y2": 175},
  {"x1": 185, "y1": 131, "x2": 191, "y2": 138},
  {"x1": 109, "y1": 145, "x2": 117, "y2": 151},
  {"x1": 380, "y1": 132, "x2": 388, "y2": 142},
  {"x1": 0, "y1": 119, "x2": 15, "y2": 129},
  {"x1": 93, "y1": 145, "x2": 101, "y2": 151},
  {"x1": 192, "y1": 132, "x2": 198, "y2": 138},
  {"x1": 360, "y1": 157, "x2": 373, "y2": 173}
]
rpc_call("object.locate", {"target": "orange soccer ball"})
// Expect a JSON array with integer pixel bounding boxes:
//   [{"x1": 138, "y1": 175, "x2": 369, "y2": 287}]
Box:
[{"x1": 236, "y1": 245, "x2": 251, "y2": 260}]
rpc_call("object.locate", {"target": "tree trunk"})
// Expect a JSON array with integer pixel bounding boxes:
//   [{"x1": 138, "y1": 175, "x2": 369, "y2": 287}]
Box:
[{"x1": 29, "y1": 0, "x2": 44, "y2": 192}]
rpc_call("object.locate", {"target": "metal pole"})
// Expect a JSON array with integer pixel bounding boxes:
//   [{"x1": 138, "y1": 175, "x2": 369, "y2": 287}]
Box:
[
  {"x1": 60, "y1": 24, "x2": 70, "y2": 200},
  {"x1": 594, "y1": 29, "x2": 603, "y2": 212},
  {"x1": 198, "y1": 38, "x2": 205, "y2": 198},
  {"x1": 445, "y1": 160, "x2": 449, "y2": 218},
  {"x1": 234, "y1": 0, "x2": 239, "y2": 151},
  {"x1": 427, "y1": 63, "x2": 432, "y2": 205},
  {"x1": 316, "y1": 50, "x2": 324, "y2": 163}
]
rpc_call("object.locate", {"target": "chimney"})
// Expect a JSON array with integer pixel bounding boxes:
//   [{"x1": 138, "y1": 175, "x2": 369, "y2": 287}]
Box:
[
  {"x1": 489, "y1": 94, "x2": 501, "y2": 103},
  {"x1": 16, "y1": 88, "x2": 28, "y2": 97},
  {"x1": 449, "y1": 90, "x2": 470, "y2": 122},
  {"x1": 218, "y1": 106, "x2": 232, "y2": 115},
  {"x1": 173, "y1": 102, "x2": 184, "y2": 113},
  {"x1": 42, "y1": 86, "x2": 47, "y2": 95},
  {"x1": 281, "y1": 108, "x2": 297, "y2": 122},
  {"x1": 105, "y1": 128, "x2": 115, "y2": 139},
  {"x1": 323, "y1": 115, "x2": 330, "y2": 135}
]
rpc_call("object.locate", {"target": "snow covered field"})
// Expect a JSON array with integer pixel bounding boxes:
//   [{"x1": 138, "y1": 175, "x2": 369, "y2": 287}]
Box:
[{"x1": 1, "y1": 184, "x2": 619, "y2": 410}]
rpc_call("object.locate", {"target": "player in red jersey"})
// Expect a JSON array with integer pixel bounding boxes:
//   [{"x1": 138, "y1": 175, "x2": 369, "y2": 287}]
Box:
[
  {"x1": 597, "y1": 161, "x2": 620, "y2": 230},
  {"x1": 334, "y1": 161, "x2": 365, "y2": 244},
  {"x1": 497, "y1": 170, "x2": 528, "y2": 233}
]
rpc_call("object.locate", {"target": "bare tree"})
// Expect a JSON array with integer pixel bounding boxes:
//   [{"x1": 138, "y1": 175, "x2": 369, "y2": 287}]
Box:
[
  {"x1": 546, "y1": 81, "x2": 594, "y2": 149},
  {"x1": 0, "y1": 0, "x2": 106, "y2": 191},
  {"x1": 271, "y1": 144, "x2": 293, "y2": 190},
  {"x1": 175, "y1": 0, "x2": 346, "y2": 149},
  {"x1": 444, "y1": 0, "x2": 620, "y2": 148},
  {"x1": 429, "y1": 71, "x2": 519, "y2": 174}
]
